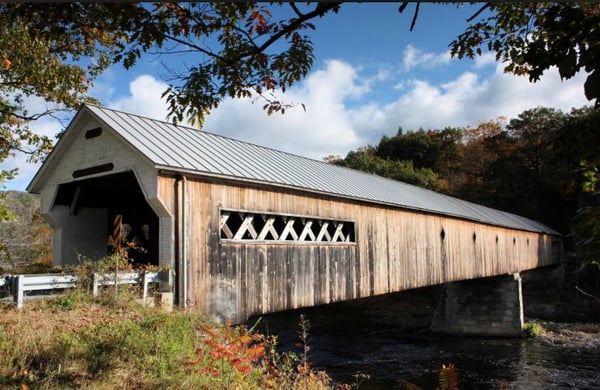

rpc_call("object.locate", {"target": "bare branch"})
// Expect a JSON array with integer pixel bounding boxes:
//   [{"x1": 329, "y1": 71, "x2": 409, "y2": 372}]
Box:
[
  {"x1": 159, "y1": 33, "x2": 226, "y2": 62},
  {"x1": 246, "y1": 2, "x2": 340, "y2": 61},
  {"x1": 9, "y1": 108, "x2": 66, "y2": 122},
  {"x1": 410, "y1": 2, "x2": 420, "y2": 32},
  {"x1": 290, "y1": 3, "x2": 304, "y2": 18},
  {"x1": 467, "y1": 3, "x2": 490, "y2": 23}
]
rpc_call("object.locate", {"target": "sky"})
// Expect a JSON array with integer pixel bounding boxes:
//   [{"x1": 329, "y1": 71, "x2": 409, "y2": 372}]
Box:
[{"x1": 4, "y1": 3, "x2": 591, "y2": 191}]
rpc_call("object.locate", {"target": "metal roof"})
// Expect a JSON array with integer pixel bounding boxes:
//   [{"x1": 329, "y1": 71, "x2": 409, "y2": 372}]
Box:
[{"x1": 66, "y1": 104, "x2": 562, "y2": 234}]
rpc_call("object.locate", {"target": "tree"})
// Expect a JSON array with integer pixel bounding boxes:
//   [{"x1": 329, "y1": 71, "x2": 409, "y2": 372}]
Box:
[
  {"x1": 7, "y1": 2, "x2": 598, "y2": 128},
  {"x1": 331, "y1": 146, "x2": 442, "y2": 190},
  {"x1": 558, "y1": 107, "x2": 600, "y2": 273},
  {"x1": 450, "y1": 2, "x2": 600, "y2": 105},
  {"x1": 2, "y1": 2, "x2": 340, "y2": 126},
  {"x1": 573, "y1": 161, "x2": 600, "y2": 269},
  {"x1": 450, "y1": 119, "x2": 506, "y2": 205},
  {"x1": 0, "y1": 3, "x2": 130, "y2": 190},
  {"x1": 449, "y1": 107, "x2": 597, "y2": 237},
  {"x1": 502, "y1": 108, "x2": 571, "y2": 227},
  {"x1": 447, "y1": 109, "x2": 581, "y2": 233},
  {"x1": 377, "y1": 129, "x2": 437, "y2": 170},
  {"x1": 376, "y1": 127, "x2": 463, "y2": 176}
]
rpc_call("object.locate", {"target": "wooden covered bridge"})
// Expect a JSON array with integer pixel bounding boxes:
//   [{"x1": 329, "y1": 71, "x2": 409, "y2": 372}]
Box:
[{"x1": 27, "y1": 104, "x2": 562, "y2": 334}]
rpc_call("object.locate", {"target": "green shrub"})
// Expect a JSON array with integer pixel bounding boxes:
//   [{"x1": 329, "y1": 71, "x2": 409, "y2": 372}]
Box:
[
  {"x1": 47, "y1": 293, "x2": 80, "y2": 310},
  {"x1": 523, "y1": 321, "x2": 545, "y2": 337}
]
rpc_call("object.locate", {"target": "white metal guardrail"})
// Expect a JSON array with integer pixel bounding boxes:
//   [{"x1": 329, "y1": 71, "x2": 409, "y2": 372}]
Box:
[
  {"x1": 0, "y1": 271, "x2": 171, "y2": 308},
  {"x1": 10, "y1": 274, "x2": 77, "y2": 308},
  {"x1": 92, "y1": 271, "x2": 166, "y2": 303}
]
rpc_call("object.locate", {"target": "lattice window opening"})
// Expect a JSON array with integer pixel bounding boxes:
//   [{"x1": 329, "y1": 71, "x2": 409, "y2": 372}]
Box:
[{"x1": 220, "y1": 210, "x2": 355, "y2": 243}]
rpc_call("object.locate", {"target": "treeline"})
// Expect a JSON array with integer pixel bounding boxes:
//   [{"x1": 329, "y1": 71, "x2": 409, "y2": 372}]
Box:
[
  {"x1": 329, "y1": 106, "x2": 600, "y2": 257},
  {"x1": 0, "y1": 191, "x2": 52, "y2": 274}
]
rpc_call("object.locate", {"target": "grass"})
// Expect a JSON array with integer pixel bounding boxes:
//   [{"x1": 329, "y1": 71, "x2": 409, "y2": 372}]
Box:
[{"x1": 0, "y1": 287, "x2": 342, "y2": 390}]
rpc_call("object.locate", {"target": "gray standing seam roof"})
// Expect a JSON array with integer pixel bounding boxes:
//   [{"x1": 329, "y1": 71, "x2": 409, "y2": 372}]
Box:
[{"x1": 84, "y1": 104, "x2": 559, "y2": 235}]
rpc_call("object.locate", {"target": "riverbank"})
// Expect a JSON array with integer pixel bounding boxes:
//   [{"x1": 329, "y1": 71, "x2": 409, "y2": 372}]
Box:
[{"x1": 536, "y1": 321, "x2": 600, "y2": 349}]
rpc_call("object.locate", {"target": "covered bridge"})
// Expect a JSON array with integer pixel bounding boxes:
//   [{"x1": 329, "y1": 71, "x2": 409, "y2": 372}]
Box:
[{"x1": 27, "y1": 104, "x2": 562, "y2": 327}]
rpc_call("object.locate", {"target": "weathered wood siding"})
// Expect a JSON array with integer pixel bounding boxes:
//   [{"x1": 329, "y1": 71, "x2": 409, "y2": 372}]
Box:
[{"x1": 157, "y1": 175, "x2": 561, "y2": 323}]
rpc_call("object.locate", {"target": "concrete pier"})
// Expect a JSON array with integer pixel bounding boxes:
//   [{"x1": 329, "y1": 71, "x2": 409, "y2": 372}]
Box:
[{"x1": 431, "y1": 273, "x2": 524, "y2": 337}]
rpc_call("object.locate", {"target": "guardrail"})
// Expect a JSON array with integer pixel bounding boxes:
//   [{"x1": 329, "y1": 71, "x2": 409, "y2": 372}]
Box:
[
  {"x1": 92, "y1": 271, "x2": 168, "y2": 303},
  {"x1": 8, "y1": 273, "x2": 77, "y2": 308},
  {"x1": 0, "y1": 271, "x2": 171, "y2": 308}
]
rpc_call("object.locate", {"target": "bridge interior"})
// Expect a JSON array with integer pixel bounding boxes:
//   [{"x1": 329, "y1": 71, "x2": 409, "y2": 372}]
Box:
[{"x1": 52, "y1": 171, "x2": 159, "y2": 267}]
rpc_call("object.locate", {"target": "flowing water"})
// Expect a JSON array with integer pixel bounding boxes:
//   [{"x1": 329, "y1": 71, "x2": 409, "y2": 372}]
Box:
[
  {"x1": 248, "y1": 287, "x2": 600, "y2": 389},
  {"x1": 312, "y1": 328, "x2": 600, "y2": 389}
]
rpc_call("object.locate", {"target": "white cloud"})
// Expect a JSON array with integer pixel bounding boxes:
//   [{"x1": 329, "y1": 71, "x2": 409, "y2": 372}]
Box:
[
  {"x1": 473, "y1": 52, "x2": 497, "y2": 69},
  {"x1": 108, "y1": 75, "x2": 170, "y2": 121},
  {"x1": 301, "y1": 59, "x2": 369, "y2": 101},
  {"x1": 349, "y1": 61, "x2": 589, "y2": 136},
  {"x1": 462, "y1": 62, "x2": 588, "y2": 123},
  {"x1": 402, "y1": 44, "x2": 452, "y2": 71},
  {"x1": 204, "y1": 59, "x2": 365, "y2": 159},
  {"x1": 205, "y1": 56, "x2": 588, "y2": 159}
]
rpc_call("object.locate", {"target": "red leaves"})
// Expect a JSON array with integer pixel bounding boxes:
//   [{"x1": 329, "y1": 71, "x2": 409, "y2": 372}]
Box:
[
  {"x1": 247, "y1": 7, "x2": 272, "y2": 35},
  {"x1": 185, "y1": 321, "x2": 266, "y2": 379},
  {"x1": 263, "y1": 76, "x2": 276, "y2": 90},
  {"x1": 437, "y1": 363, "x2": 459, "y2": 390},
  {"x1": 2, "y1": 55, "x2": 12, "y2": 70}
]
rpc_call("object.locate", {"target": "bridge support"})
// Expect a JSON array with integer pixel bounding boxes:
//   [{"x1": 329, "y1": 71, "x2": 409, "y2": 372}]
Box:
[{"x1": 431, "y1": 273, "x2": 524, "y2": 337}]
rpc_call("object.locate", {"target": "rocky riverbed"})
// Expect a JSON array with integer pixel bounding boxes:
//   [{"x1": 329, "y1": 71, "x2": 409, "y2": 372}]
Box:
[{"x1": 537, "y1": 321, "x2": 600, "y2": 350}]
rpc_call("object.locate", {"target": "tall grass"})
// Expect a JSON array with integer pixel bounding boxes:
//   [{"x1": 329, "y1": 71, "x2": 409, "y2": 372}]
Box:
[
  {"x1": 0, "y1": 285, "x2": 338, "y2": 389},
  {"x1": 0, "y1": 256, "x2": 342, "y2": 389}
]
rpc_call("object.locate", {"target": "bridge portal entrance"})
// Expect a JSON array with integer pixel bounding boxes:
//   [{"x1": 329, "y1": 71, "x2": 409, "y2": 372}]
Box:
[{"x1": 52, "y1": 171, "x2": 159, "y2": 267}]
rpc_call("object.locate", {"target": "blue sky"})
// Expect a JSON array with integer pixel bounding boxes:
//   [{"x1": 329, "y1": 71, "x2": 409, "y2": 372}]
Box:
[{"x1": 5, "y1": 3, "x2": 590, "y2": 191}]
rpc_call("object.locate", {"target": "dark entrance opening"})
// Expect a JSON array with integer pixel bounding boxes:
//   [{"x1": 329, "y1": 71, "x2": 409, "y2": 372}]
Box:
[{"x1": 54, "y1": 171, "x2": 159, "y2": 267}]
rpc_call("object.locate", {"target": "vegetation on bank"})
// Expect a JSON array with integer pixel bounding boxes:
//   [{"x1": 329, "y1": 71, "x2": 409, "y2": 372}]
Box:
[
  {"x1": 0, "y1": 254, "x2": 339, "y2": 389},
  {"x1": 523, "y1": 321, "x2": 546, "y2": 338},
  {"x1": 2, "y1": 256, "x2": 598, "y2": 389},
  {"x1": 0, "y1": 287, "x2": 340, "y2": 390}
]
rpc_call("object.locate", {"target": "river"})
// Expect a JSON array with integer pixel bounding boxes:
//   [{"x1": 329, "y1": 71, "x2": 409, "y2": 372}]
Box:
[{"x1": 249, "y1": 285, "x2": 600, "y2": 389}]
